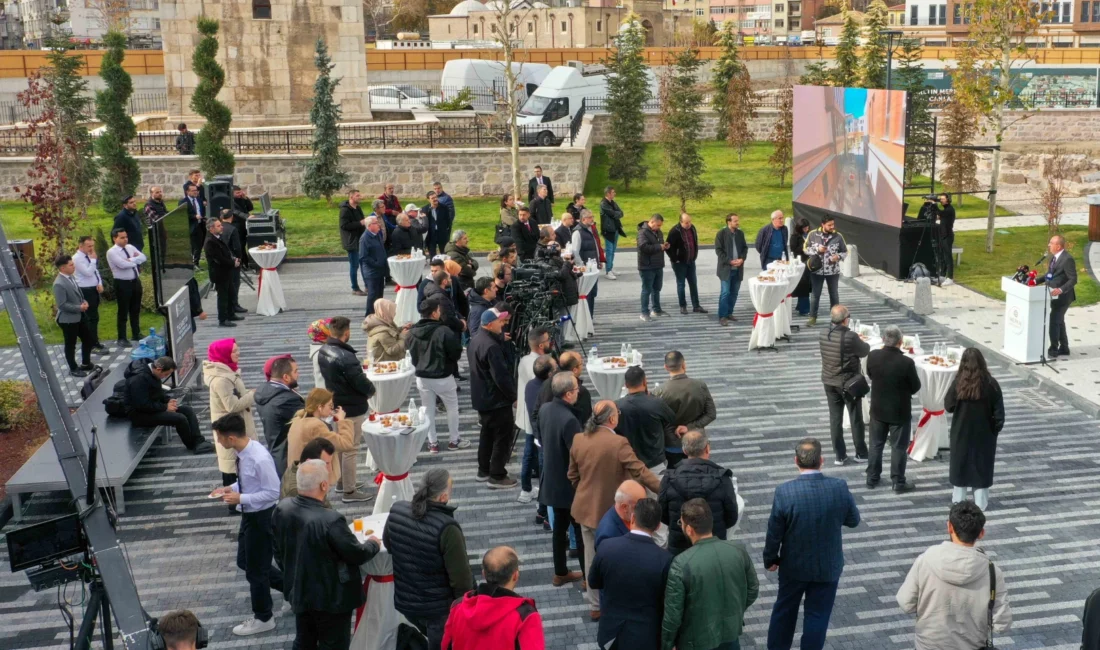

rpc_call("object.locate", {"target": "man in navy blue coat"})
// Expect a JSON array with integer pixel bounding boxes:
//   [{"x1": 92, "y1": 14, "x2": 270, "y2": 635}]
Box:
[
  {"x1": 358, "y1": 216, "x2": 388, "y2": 316},
  {"x1": 588, "y1": 498, "x2": 672, "y2": 650},
  {"x1": 764, "y1": 438, "x2": 860, "y2": 650}
]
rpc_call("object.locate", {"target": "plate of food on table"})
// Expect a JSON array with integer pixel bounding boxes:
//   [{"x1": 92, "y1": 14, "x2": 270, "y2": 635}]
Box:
[
  {"x1": 601, "y1": 356, "x2": 629, "y2": 369},
  {"x1": 256, "y1": 242, "x2": 280, "y2": 251},
  {"x1": 367, "y1": 361, "x2": 401, "y2": 374}
]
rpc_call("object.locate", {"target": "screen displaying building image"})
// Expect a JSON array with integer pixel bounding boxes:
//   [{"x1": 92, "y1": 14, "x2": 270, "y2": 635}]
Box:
[{"x1": 792, "y1": 86, "x2": 907, "y2": 227}]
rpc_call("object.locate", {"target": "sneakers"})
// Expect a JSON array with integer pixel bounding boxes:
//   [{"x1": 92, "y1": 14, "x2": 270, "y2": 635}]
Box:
[
  {"x1": 341, "y1": 489, "x2": 374, "y2": 503},
  {"x1": 941, "y1": 278, "x2": 955, "y2": 286},
  {"x1": 448, "y1": 439, "x2": 471, "y2": 450},
  {"x1": 834, "y1": 457, "x2": 851, "y2": 466},
  {"x1": 606, "y1": 271, "x2": 617, "y2": 280},
  {"x1": 652, "y1": 310, "x2": 670, "y2": 317},
  {"x1": 806, "y1": 317, "x2": 817, "y2": 327},
  {"x1": 517, "y1": 490, "x2": 534, "y2": 504},
  {"x1": 336, "y1": 480, "x2": 366, "y2": 492},
  {"x1": 91, "y1": 345, "x2": 110, "y2": 355},
  {"x1": 551, "y1": 571, "x2": 583, "y2": 587},
  {"x1": 429, "y1": 442, "x2": 440, "y2": 454},
  {"x1": 233, "y1": 617, "x2": 276, "y2": 636},
  {"x1": 488, "y1": 476, "x2": 519, "y2": 490},
  {"x1": 475, "y1": 473, "x2": 490, "y2": 482},
  {"x1": 853, "y1": 455, "x2": 868, "y2": 463},
  {"x1": 639, "y1": 314, "x2": 651, "y2": 322}
]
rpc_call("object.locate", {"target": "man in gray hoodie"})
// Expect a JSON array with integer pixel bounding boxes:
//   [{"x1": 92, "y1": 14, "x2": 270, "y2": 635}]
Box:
[{"x1": 896, "y1": 501, "x2": 1011, "y2": 650}]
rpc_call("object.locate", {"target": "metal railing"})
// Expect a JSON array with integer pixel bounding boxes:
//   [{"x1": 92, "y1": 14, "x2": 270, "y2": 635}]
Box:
[
  {"x1": 367, "y1": 83, "x2": 530, "y2": 113},
  {"x1": 584, "y1": 91, "x2": 785, "y2": 112},
  {"x1": 924, "y1": 87, "x2": 1098, "y2": 109},
  {"x1": 0, "y1": 92, "x2": 167, "y2": 125}
]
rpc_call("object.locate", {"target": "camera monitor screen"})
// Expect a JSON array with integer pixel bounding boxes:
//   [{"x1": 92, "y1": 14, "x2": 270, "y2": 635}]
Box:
[
  {"x1": 150, "y1": 202, "x2": 196, "y2": 309},
  {"x1": 6, "y1": 513, "x2": 83, "y2": 571},
  {"x1": 792, "y1": 85, "x2": 908, "y2": 228}
]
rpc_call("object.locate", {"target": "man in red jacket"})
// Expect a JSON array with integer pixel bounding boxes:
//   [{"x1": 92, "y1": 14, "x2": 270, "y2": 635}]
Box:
[{"x1": 442, "y1": 546, "x2": 545, "y2": 650}]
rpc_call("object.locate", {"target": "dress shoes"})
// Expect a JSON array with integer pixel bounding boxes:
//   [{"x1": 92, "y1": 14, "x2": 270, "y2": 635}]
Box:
[
  {"x1": 892, "y1": 480, "x2": 916, "y2": 494},
  {"x1": 229, "y1": 314, "x2": 245, "y2": 321},
  {"x1": 551, "y1": 571, "x2": 583, "y2": 587},
  {"x1": 693, "y1": 306, "x2": 708, "y2": 313},
  {"x1": 233, "y1": 306, "x2": 248, "y2": 314}
]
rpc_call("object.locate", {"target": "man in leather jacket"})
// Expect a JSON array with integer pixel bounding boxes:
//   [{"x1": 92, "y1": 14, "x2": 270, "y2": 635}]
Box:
[{"x1": 317, "y1": 316, "x2": 375, "y2": 503}]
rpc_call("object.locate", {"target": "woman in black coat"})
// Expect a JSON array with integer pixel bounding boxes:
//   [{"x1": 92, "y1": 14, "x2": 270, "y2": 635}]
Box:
[
  {"x1": 789, "y1": 218, "x2": 813, "y2": 316},
  {"x1": 944, "y1": 348, "x2": 1004, "y2": 511}
]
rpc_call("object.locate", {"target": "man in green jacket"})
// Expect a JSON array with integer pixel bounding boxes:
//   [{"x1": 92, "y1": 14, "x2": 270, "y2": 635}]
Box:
[{"x1": 661, "y1": 498, "x2": 758, "y2": 650}]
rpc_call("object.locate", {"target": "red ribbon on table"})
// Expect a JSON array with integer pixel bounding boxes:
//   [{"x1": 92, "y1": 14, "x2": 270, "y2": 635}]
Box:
[
  {"x1": 579, "y1": 295, "x2": 588, "y2": 300},
  {"x1": 753, "y1": 312, "x2": 774, "y2": 327},
  {"x1": 396, "y1": 284, "x2": 417, "y2": 292},
  {"x1": 354, "y1": 574, "x2": 396, "y2": 630},
  {"x1": 256, "y1": 268, "x2": 277, "y2": 296},
  {"x1": 908, "y1": 408, "x2": 945, "y2": 454},
  {"x1": 374, "y1": 471, "x2": 409, "y2": 486}
]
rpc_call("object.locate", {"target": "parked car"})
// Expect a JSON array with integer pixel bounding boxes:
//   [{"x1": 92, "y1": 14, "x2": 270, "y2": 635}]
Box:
[{"x1": 367, "y1": 85, "x2": 435, "y2": 111}]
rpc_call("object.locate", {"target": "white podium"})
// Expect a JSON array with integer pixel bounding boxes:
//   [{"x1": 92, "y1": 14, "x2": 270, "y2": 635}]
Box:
[{"x1": 1001, "y1": 277, "x2": 1048, "y2": 363}]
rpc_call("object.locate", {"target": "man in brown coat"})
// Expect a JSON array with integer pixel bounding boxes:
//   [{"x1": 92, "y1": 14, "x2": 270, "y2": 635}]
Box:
[
  {"x1": 569, "y1": 400, "x2": 660, "y2": 622},
  {"x1": 656, "y1": 350, "x2": 717, "y2": 468}
]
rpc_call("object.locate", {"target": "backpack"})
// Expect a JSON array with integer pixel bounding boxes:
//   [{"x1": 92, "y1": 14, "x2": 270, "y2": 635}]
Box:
[
  {"x1": 103, "y1": 379, "x2": 129, "y2": 418},
  {"x1": 80, "y1": 366, "x2": 108, "y2": 400}
]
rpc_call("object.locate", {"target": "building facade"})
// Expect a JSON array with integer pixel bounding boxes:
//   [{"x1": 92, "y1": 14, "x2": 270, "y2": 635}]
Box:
[{"x1": 18, "y1": 0, "x2": 160, "y2": 48}]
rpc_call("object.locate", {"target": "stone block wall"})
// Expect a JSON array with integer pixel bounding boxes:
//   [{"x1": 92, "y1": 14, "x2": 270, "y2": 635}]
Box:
[{"x1": 590, "y1": 109, "x2": 779, "y2": 145}]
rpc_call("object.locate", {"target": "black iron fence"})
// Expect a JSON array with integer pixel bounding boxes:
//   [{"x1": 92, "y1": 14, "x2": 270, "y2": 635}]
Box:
[
  {"x1": 0, "y1": 92, "x2": 167, "y2": 125},
  {"x1": 584, "y1": 92, "x2": 785, "y2": 112},
  {"x1": 923, "y1": 87, "x2": 1098, "y2": 109}
]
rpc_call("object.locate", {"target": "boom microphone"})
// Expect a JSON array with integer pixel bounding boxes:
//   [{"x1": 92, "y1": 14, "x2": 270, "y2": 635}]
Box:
[{"x1": 1034, "y1": 252, "x2": 1049, "y2": 267}]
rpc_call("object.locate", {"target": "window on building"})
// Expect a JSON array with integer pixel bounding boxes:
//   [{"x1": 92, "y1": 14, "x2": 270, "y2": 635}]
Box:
[
  {"x1": 491, "y1": 23, "x2": 497, "y2": 32},
  {"x1": 775, "y1": 18, "x2": 783, "y2": 26},
  {"x1": 696, "y1": 8, "x2": 704, "y2": 15},
  {"x1": 596, "y1": 20, "x2": 601, "y2": 31},
  {"x1": 775, "y1": 3, "x2": 783, "y2": 11},
  {"x1": 1062, "y1": 2, "x2": 1071, "y2": 22},
  {"x1": 473, "y1": 24, "x2": 479, "y2": 34},
  {"x1": 910, "y1": 4, "x2": 919, "y2": 24},
  {"x1": 938, "y1": 4, "x2": 947, "y2": 24},
  {"x1": 252, "y1": 0, "x2": 271, "y2": 19},
  {"x1": 1094, "y1": 0, "x2": 1100, "y2": 21},
  {"x1": 154, "y1": 18, "x2": 161, "y2": 29},
  {"x1": 953, "y1": 4, "x2": 961, "y2": 23},
  {"x1": 792, "y1": 18, "x2": 800, "y2": 28},
  {"x1": 1083, "y1": 1, "x2": 1090, "y2": 21},
  {"x1": 561, "y1": 21, "x2": 567, "y2": 31},
  {"x1": 528, "y1": 21, "x2": 534, "y2": 32},
  {"x1": 741, "y1": 19, "x2": 754, "y2": 28}
]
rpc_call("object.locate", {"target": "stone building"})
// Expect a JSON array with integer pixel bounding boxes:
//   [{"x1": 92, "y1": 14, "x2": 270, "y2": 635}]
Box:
[
  {"x1": 428, "y1": 0, "x2": 695, "y2": 48},
  {"x1": 161, "y1": 0, "x2": 372, "y2": 127}
]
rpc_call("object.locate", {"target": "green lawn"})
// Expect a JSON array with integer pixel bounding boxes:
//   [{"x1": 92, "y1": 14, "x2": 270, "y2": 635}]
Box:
[
  {"x1": 0, "y1": 291, "x2": 167, "y2": 347},
  {"x1": 953, "y1": 225, "x2": 1099, "y2": 306}
]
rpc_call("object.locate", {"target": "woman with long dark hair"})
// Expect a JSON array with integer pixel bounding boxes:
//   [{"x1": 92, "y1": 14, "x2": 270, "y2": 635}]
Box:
[
  {"x1": 383, "y1": 469, "x2": 473, "y2": 650},
  {"x1": 789, "y1": 217, "x2": 813, "y2": 316},
  {"x1": 944, "y1": 348, "x2": 1004, "y2": 510}
]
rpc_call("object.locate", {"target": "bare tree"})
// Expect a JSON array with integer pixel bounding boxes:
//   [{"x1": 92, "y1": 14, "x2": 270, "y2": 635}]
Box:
[
  {"x1": 364, "y1": 0, "x2": 397, "y2": 37},
  {"x1": 486, "y1": 0, "x2": 534, "y2": 202},
  {"x1": 86, "y1": 0, "x2": 131, "y2": 34},
  {"x1": 1040, "y1": 147, "x2": 1073, "y2": 236}
]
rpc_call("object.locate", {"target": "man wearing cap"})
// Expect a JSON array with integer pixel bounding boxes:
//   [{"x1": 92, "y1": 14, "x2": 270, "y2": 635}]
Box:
[
  {"x1": 390, "y1": 212, "x2": 424, "y2": 256},
  {"x1": 424, "y1": 190, "x2": 454, "y2": 257},
  {"x1": 468, "y1": 308, "x2": 519, "y2": 489},
  {"x1": 113, "y1": 195, "x2": 145, "y2": 252}
]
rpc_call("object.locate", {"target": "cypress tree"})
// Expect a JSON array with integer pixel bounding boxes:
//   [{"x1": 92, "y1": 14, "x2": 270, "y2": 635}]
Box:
[
  {"x1": 605, "y1": 17, "x2": 650, "y2": 190},
  {"x1": 896, "y1": 38, "x2": 932, "y2": 181},
  {"x1": 302, "y1": 38, "x2": 349, "y2": 204},
  {"x1": 831, "y1": 10, "x2": 861, "y2": 88},
  {"x1": 861, "y1": 0, "x2": 889, "y2": 88},
  {"x1": 190, "y1": 17, "x2": 234, "y2": 175},
  {"x1": 711, "y1": 21, "x2": 741, "y2": 141},
  {"x1": 95, "y1": 30, "x2": 140, "y2": 212},
  {"x1": 659, "y1": 48, "x2": 712, "y2": 212}
]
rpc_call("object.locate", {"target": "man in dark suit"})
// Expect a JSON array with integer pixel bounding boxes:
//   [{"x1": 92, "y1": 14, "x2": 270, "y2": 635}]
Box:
[
  {"x1": 203, "y1": 219, "x2": 240, "y2": 328},
  {"x1": 218, "y1": 209, "x2": 246, "y2": 315},
  {"x1": 764, "y1": 438, "x2": 861, "y2": 650},
  {"x1": 715, "y1": 213, "x2": 749, "y2": 326},
  {"x1": 527, "y1": 165, "x2": 553, "y2": 204},
  {"x1": 1040, "y1": 234, "x2": 1077, "y2": 358},
  {"x1": 180, "y1": 183, "x2": 206, "y2": 266},
  {"x1": 529, "y1": 184, "x2": 553, "y2": 226},
  {"x1": 537, "y1": 372, "x2": 586, "y2": 587},
  {"x1": 112, "y1": 195, "x2": 144, "y2": 252},
  {"x1": 865, "y1": 325, "x2": 921, "y2": 493},
  {"x1": 511, "y1": 208, "x2": 540, "y2": 261},
  {"x1": 588, "y1": 498, "x2": 672, "y2": 650},
  {"x1": 423, "y1": 191, "x2": 453, "y2": 257}
]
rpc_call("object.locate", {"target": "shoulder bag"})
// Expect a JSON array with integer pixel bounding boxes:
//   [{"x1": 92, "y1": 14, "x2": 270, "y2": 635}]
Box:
[
  {"x1": 983, "y1": 560, "x2": 999, "y2": 649},
  {"x1": 840, "y1": 330, "x2": 870, "y2": 400}
]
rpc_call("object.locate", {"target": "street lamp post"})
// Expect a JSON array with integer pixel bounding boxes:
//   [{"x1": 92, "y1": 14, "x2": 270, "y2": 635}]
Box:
[{"x1": 882, "y1": 29, "x2": 903, "y2": 90}]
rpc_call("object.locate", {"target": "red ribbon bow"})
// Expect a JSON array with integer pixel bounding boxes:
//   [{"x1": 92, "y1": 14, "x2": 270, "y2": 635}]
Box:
[
  {"x1": 374, "y1": 471, "x2": 409, "y2": 486},
  {"x1": 753, "y1": 312, "x2": 774, "y2": 327},
  {"x1": 256, "y1": 268, "x2": 277, "y2": 295},
  {"x1": 396, "y1": 284, "x2": 417, "y2": 292},
  {"x1": 355, "y1": 574, "x2": 396, "y2": 629},
  {"x1": 908, "y1": 408, "x2": 945, "y2": 454},
  {"x1": 579, "y1": 295, "x2": 588, "y2": 300}
]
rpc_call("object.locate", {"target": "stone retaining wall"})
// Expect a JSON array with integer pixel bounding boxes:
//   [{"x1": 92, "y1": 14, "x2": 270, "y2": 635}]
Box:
[{"x1": 590, "y1": 109, "x2": 778, "y2": 145}]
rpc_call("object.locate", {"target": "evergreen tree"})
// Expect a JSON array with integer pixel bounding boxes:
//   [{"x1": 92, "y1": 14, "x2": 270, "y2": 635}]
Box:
[
  {"x1": 799, "y1": 60, "x2": 831, "y2": 86},
  {"x1": 190, "y1": 17, "x2": 234, "y2": 175},
  {"x1": 768, "y1": 85, "x2": 794, "y2": 186},
  {"x1": 940, "y1": 91, "x2": 979, "y2": 199},
  {"x1": 95, "y1": 30, "x2": 139, "y2": 212},
  {"x1": 896, "y1": 38, "x2": 932, "y2": 181},
  {"x1": 831, "y1": 10, "x2": 861, "y2": 87},
  {"x1": 659, "y1": 48, "x2": 712, "y2": 212},
  {"x1": 302, "y1": 38, "x2": 349, "y2": 204},
  {"x1": 725, "y1": 67, "x2": 756, "y2": 161},
  {"x1": 860, "y1": 0, "x2": 889, "y2": 88},
  {"x1": 711, "y1": 21, "x2": 742, "y2": 141},
  {"x1": 605, "y1": 17, "x2": 650, "y2": 190},
  {"x1": 44, "y1": 37, "x2": 98, "y2": 219}
]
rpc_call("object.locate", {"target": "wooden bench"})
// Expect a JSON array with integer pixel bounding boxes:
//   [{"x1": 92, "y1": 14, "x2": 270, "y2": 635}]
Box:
[
  {"x1": 5, "y1": 364, "x2": 169, "y2": 522},
  {"x1": 952, "y1": 247, "x2": 964, "y2": 266}
]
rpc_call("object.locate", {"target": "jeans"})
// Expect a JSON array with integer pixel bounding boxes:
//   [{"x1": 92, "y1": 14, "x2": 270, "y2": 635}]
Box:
[
  {"x1": 408, "y1": 614, "x2": 448, "y2": 650},
  {"x1": 363, "y1": 275, "x2": 385, "y2": 316},
  {"x1": 672, "y1": 261, "x2": 701, "y2": 309},
  {"x1": 823, "y1": 384, "x2": 867, "y2": 460},
  {"x1": 339, "y1": 414, "x2": 365, "y2": 494},
  {"x1": 796, "y1": 295, "x2": 810, "y2": 315},
  {"x1": 477, "y1": 406, "x2": 514, "y2": 480},
  {"x1": 952, "y1": 486, "x2": 990, "y2": 510},
  {"x1": 520, "y1": 434, "x2": 540, "y2": 492},
  {"x1": 718, "y1": 272, "x2": 743, "y2": 319},
  {"x1": 604, "y1": 235, "x2": 618, "y2": 272},
  {"x1": 867, "y1": 419, "x2": 911, "y2": 484},
  {"x1": 80, "y1": 286, "x2": 102, "y2": 346},
  {"x1": 114, "y1": 278, "x2": 143, "y2": 340},
  {"x1": 639, "y1": 268, "x2": 663, "y2": 315},
  {"x1": 59, "y1": 320, "x2": 92, "y2": 370},
  {"x1": 551, "y1": 505, "x2": 585, "y2": 577},
  {"x1": 131, "y1": 404, "x2": 205, "y2": 449},
  {"x1": 767, "y1": 579, "x2": 839, "y2": 650},
  {"x1": 295, "y1": 610, "x2": 352, "y2": 650},
  {"x1": 417, "y1": 376, "x2": 459, "y2": 444},
  {"x1": 236, "y1": 505, "x2": 284, "y2": 622},
  {"x1": 809, "y1": 273, "x2": 840, "y2": 319},
  {"x1": 1049, "y1": 297, "x2": 1070, "y2": 351},
  {"x1": 346, "y1": 250, "x2": 361, "y2": 291}
]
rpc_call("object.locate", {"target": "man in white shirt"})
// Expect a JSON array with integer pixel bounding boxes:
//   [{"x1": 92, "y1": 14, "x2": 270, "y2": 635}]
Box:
[
  {"x1": 209, "y1": 413, "x2": 285, "y2": 637},
  {"x1": 106, "y1": 228, "x2": 147, "y2": 348},
  {"x1": 73, "y1": 235, "x2": 108, "y2": 354},
  {"x1": 52, "y1": 254, "x2": 93, "y2": 376}
]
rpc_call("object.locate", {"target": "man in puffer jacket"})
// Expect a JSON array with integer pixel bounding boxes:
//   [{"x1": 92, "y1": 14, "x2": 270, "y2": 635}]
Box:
[
  {"x1": 659, "y1": 431, "x2": 739, "y2": 555},
  {"x1": 317, "y1": 317, "x2": 375, "y2": 504},
  {"x1": 442, "y1": 546, "x2": 545, "y2": 650},
  {"x1": 636, "y1": 215, "x2": 669, "y2": 321},
  {"x1": 408, "y1": 297, "x2": 469, "y2": 454}
]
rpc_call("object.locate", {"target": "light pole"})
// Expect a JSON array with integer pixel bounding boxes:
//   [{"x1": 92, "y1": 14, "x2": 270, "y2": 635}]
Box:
[{"x1": 882, "y1": 29, "x2": 903, "y2": 90}]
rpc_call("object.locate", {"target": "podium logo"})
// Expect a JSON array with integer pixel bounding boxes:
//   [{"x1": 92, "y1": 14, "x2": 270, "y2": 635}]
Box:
[{"x1": 1007, "y1": 306, "x2": 1024, "y2": 335}]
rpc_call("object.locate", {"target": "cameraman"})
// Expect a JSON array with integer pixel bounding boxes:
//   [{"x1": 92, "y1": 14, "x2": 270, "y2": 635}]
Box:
[
  {"x1": 936, "y1": 194, "x2": 956, "y2": 281},
  {"x1": 559, "y1": 250, "x2": 581, "y2": 314},
  {"x1": 157, "y1": 610, "x2": 203, "y2": 650},
  {"x1": 537, "y1": 226, "x2": 560, "y2": 261}
]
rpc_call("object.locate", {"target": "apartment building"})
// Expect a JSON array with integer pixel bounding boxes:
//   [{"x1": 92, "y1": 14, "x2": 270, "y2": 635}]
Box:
[
  {"x1": 20, "y1": 0, "x2": 161, "y2": 48},
  {"x1": 899, "y1": 0, "x2": 1081, "y2": 47},
  {"x1": 0, "y1": 2, "x2": 24, "y2": 48}
]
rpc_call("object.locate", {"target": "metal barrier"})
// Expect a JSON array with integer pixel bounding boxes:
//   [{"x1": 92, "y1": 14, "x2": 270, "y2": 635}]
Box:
[{"x1": 0, "y1": 92, "x2": 167, "y2": 125}]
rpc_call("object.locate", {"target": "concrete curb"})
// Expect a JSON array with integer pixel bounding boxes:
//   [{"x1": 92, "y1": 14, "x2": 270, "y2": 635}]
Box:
[{"x1": 840, "y1": 276, "x2": 1100, "y2": 419}]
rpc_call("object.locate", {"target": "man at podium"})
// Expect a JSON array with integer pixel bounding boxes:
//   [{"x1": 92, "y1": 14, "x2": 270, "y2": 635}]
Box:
[{"x1": 1038, "y1": 235, "x2": 1077, "y2": 358}]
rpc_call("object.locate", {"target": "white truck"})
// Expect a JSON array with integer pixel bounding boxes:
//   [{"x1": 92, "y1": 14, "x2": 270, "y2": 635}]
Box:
[{"x1": 439, "y1": 60, "x2": 552, "y2": 111}]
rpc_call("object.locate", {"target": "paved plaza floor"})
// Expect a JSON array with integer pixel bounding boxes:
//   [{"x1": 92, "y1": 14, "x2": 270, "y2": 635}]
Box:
[{"x1": 0, "y1": 253, "x2": 1096, "y2": 649}]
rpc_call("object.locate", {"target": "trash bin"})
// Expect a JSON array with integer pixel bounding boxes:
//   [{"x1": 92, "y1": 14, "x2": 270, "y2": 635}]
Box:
[
  {"x1": 1089, "y1": 195, "x2": 1100, "y2": 242},
  {"x1": 7, "y1": 239, "x2": 38, "y2": 288}
]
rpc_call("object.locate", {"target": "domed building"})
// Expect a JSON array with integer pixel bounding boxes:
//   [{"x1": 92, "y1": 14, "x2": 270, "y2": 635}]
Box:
[{"x1": 449, "y1": 0, "x2": 489, "y2": 16}]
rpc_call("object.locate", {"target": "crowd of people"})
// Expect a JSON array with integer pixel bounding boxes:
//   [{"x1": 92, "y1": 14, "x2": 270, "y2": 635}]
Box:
[{"x1": 120, "y1": 163, "x2": 1026, "y2": 650}]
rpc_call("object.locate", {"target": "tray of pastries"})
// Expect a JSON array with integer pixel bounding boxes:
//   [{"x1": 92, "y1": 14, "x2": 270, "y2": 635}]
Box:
[
  {"x1": 601, "y1": 356, "x2": 629, "y2": 368},
  {"x1": 925, "y1": 355, "x2": 957, "y2": 368},
  {"x1": 379, "y1": 413, "x2": 412, "y2": 428},
  {"x1": 394, "y1": 254, "x2": 414, "y2": 260},
  {"x1": 256, "y1": 242, "x2": 280, "y2": 251},
  {"x1": 367, "y1": 361, "x2": 401, "y2": 374}
]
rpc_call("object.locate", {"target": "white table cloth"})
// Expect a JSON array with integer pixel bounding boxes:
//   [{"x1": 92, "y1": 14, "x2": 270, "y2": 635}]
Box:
[
  {"x1": 388, "y1": 255, "x2": 426, "y2": 327},
  {"x1": 566, "y1": 270, "x2": 600, "y2": 342},
  {"x1": 351, "y1": 512, "x2": 399, "y2": 650},
  {"x1": 767, "y1": 263, "x2": 805, "y2": 340},
  {"x1": 362, "y1": 418, "x2": 431, "y2": 514},
  {"x1": 366, "y1": 364, "x2": 416, "y2": 414},
  {"x1": 249, "y1": 246, "x2": 287, "y2": 316},
  {"x1": 909, "y1": 353, "x2": 962, "y2": 462},
  {"x1": 587, "y1": 355, "x2": 640, "y2": 399},
  {"x1": 747, "y1": 277, "x2": 790, "y2": 350}
]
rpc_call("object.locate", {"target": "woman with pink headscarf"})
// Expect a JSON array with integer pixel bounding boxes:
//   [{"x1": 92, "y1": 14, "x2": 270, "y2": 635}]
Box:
[
  {"x1": 362, "y1": 298, "x2": 410, "y2": 362},
  {"x1": 202, "y1": 338, "x2": 257, "y2": 490}
]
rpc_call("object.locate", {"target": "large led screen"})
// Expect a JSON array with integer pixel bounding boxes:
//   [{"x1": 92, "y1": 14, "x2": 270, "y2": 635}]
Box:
[{"x1": 792, "y1": 85, "x2": 907, "y2": 228}]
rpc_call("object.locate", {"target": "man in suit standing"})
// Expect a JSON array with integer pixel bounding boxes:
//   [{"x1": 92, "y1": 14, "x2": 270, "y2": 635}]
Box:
[
  {"x1": 106, "y1": 228, "x2": 146, "y2": 347},
  {"x1": 527, "y1": 165, "x2": 553, "y2": 205},
  {"x1": 358, "y1": 216, "x2": 388, "y2": 316},
  {"x1": 715, "y1": 213, "x2": 749, "y2": 326},
  {"x1": 529, "y1": 184, "x2": 553, "y2": 226},
  {"x1": 52, "y1": 254, "x2": 94, "y2": 377},
  {"x1": 666, "y1": 213, "x2": 706, "y2": 316},
  {"x1": 538, "y1": 372, "x2": 586, "y2": 587},
  {"x1": 865, "y1": 325, "x2": 921, "y2": 493},
  {"x1": 180, "y1": 183, "x2": 206, "y2": 266},
  {"x1": 1040, "y1": 234, "x2": 1077, "y2": 358},
  {"x1": 112, "y1": 195, "x2": 144, "y2": 252},
  {"x1": 423, "y1": 190, "x2": 453, "y2": 257},
  {"x1": 73, "y1": 236, "x2": 108, "y2": 355},
  {"x1": 588, "y1": 498, "x2": 672, "y2": 650},
  {"x1": 764, "y1": 438, "x2": 861, "y2": 650},
  {"x1": 204, "y1": 219, "x2": 240, "y2": 328},
  {"x1": 511, "y1": 207, "x2": 540, "y2": 261},
  {"x1": 657, "y1": 351, "x2": 716, "y2": 467},
  {"x1": 218, "y1": 209, "x2": 247, "y2": 315}
]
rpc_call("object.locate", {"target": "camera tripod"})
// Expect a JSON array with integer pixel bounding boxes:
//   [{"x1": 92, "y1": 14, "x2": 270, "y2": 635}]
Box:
[{"x1": 75, "y1": 575, "x2": 115, "y2": 650}]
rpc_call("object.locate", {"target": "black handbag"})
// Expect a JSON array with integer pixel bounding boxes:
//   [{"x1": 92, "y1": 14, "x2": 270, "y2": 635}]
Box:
[
  {"x1": 839, "y1": 330, "x2": 870, "y2": 400},
  {"x1": 983, "y1": 560, "x2": 999, "y2": 649},
  {"x1": 807, "y1": 253, "x2": 823, "y2": 273}
]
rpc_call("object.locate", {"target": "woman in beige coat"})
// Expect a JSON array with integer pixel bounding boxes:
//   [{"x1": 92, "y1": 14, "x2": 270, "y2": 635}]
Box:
[
  {"x1": 285, "y1": 388, "x2": 357, "y2": 487},
  {"x1": 363, "y1": 298, "x2": 410, "y2": 362},
  {"x1": 202, "y1": 338, "x2": 256, "y2": 487}
]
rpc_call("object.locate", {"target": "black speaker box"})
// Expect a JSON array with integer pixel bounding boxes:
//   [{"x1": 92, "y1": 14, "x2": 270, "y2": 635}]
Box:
[{"x1": 206, "y1": 175, "x2": 233, "y2": 219}]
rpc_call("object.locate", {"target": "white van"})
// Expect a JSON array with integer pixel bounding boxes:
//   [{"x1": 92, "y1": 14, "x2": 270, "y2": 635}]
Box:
[{"x1": 439, "y1": 60, "x2": 551, "y2": 111}]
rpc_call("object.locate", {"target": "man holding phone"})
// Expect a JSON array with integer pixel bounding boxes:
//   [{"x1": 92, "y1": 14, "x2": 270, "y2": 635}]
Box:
[{"x1": 804, "y1": 215, "x2": 848, "y2": 327}]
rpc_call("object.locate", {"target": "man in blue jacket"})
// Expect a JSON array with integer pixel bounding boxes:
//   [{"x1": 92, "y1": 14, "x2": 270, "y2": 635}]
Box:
[
  {"x1": 358, "y1": 216, "x2": 388, "y2": 316},
  {"x1": 764, "y1": 438, "x2": 861, "y2": 650},
  {"x1": 754, "y1": 210, "x2": 789, "y2": 269}
]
